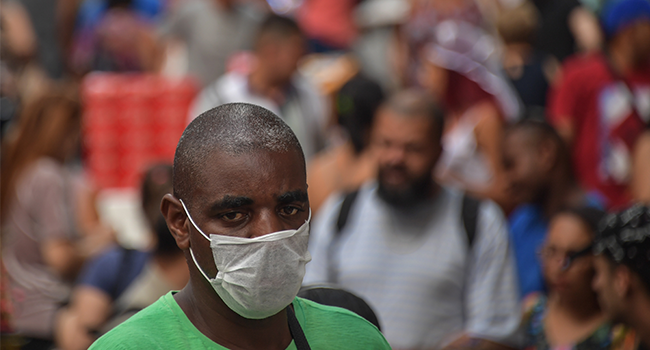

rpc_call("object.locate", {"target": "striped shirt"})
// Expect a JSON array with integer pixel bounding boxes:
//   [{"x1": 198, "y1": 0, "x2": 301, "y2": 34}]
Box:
[{"x1": 304, "y1": 182, "x2": 522, "y2": 349}]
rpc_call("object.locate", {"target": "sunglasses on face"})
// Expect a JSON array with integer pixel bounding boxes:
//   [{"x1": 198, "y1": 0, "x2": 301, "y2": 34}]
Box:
[{"x1": 538, "y1": 244, "x2": 594, "y2": 271}]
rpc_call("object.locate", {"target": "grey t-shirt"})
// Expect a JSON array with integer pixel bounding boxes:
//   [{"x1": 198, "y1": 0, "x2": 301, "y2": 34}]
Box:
[
  {"x1": 304, "y1": 183, "x2": 523, "y2": 349},
  {"x1": 2, "y1": 158, "x2": 78, "y2": 339}
]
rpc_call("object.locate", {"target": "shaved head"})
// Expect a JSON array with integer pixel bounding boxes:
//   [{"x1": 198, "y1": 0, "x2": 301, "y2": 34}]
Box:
[{"x1": 173, "y1": 103, "x2": 304, "y2": 203}]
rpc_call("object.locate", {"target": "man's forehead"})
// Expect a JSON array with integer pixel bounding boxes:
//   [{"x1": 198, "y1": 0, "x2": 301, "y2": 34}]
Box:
[{"x1": 188, "y1": 149, "x2": 306, "y2": 203}]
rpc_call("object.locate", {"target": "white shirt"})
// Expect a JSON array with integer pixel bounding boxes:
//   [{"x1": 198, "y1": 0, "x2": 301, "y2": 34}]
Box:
[{"x1": 189, "y1": 71, "x2": 328, "y2": 160}]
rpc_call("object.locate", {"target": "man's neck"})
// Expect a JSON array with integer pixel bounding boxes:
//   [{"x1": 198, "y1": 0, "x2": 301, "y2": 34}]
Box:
[{"x1": 174, "y1": 279, "x2": 293, "y2": 350}]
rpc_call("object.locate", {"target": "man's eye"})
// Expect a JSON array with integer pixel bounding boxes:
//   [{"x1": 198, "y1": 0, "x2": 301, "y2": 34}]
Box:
[
  {"x1": 281, "y1": 206, "x2": 301, "y2": 216},
  {"x1": 221, "y1": 212, "x2": 245, "y2": 221}
]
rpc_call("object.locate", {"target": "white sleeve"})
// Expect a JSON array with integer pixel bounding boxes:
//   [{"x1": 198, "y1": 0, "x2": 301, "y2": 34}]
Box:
[
  {"x1": 187, "y1": 82, "x2": 222, "y2": 124},
  {"x1": 464, "y1": 200, "x2": 524, "y2": 346},
  {"x1": 303, "y1": 194, "x2": 345, "y2": 286}
]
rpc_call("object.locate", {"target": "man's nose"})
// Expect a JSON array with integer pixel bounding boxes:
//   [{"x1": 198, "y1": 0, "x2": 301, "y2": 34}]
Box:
[
  {"x1": 384, "y1": 146, "x2": 406, "y2": 165},
  {"x1": 249, "y1": 211, "x2": 284, "y2": 238}
]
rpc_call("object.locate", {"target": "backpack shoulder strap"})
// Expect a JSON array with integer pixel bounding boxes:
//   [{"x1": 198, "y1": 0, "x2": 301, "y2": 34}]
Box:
[
  {"x1": 461, "y1": 194, "x2": 481, "y2": 249},
  {"x1": 328, "y1": 189, "x2": 360, "y2": 284},
  {"x1": 336, "y1": 190, "x2": 360, "y2": 235}
]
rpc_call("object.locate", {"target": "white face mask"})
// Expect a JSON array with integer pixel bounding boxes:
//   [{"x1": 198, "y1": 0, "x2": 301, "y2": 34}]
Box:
[{"x1": 180, "y1": 200, "x2": 312, "y2": 319}]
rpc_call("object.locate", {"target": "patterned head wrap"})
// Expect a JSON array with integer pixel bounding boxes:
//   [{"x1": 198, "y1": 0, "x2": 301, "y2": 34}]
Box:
[{"x1": 594, "y1": 204, "x2": 650, "y2": 287}]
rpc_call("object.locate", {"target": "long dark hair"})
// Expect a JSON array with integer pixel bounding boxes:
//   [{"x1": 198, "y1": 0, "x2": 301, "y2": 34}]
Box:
[{"x1": 1, "y1": 87, "x2": 81, "y2": 222}]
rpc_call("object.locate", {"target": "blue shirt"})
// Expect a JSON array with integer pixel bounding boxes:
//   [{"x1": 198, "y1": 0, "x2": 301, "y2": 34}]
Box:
[
  {"x1": 77, "y1": 246, "x2": 151, "y2": 300},
  {"x1": 508, "y1": 204, "x2": 548, "y2": 298}
]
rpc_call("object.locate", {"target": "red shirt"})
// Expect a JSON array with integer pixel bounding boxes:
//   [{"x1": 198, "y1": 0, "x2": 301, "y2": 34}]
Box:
[{"x1": 549, "y1": 52, "x2": 650, "y2": 209}]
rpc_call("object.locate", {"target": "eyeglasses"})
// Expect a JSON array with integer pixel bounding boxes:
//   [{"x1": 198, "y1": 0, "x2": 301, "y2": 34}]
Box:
[{"x1": 538, "y1": 244, "x2": 593, "y2": 271}]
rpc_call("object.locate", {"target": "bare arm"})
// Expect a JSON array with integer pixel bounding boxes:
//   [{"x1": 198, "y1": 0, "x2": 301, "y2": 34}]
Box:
[
  {"x1": 1, "y1": 1, "x2": 36, "y2": 59},
  {"x1": 568, "y1": 6, "x2": 602, "y2": 53},
  {"x1": 55, "y1": 286, "x2": 112, "y2": 350},
  {"x1": 553, "y1": 116, "x2": 575, "y2": 148},
  {"x1": 632, "y1": 130, "x2": 650, "y2": 204},
  {"x1": 41, "y1": 227, "x2": 113, "y2": 282},
  {"x1": 471, "y1": 102, "x2": 515, "y2": 212}
]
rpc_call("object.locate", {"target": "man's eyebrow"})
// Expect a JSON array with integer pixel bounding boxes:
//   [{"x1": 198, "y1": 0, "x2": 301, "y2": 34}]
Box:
[
  {"x1": 210, "y1": 195, "x2": 254, "y2": 210},
  {"x1": 277, "y1": 190, "x2": 308, "y2": 204}
]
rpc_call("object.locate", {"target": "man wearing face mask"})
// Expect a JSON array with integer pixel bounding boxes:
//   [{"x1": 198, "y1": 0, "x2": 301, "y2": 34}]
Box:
[{"x1": 88, "y1": 103, "x2": 391, "y2": 349}]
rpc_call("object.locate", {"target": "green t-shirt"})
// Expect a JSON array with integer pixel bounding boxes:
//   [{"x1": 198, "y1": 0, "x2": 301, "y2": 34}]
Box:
[{"x1": 89, "y1": 292, "x2": 391, "y2": 349}]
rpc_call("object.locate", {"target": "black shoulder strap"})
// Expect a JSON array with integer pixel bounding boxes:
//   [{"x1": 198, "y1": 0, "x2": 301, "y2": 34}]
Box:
[
  {"x1": 336, "y1": 190, "x2": 360, "y2": 235},
  {"x1": 287, "y1": 306, "x2": 311, "y2": 350},
  {"x1": 328, "y1": 190, "x2": 360, "y2": 284},
  {"x1": 461, "y1": 194, "x2": 480, "y2": 249}
]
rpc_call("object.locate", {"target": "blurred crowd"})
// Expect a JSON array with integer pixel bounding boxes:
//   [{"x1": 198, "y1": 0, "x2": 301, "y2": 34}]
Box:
[{"x1": 1, "y1": 0, "x2": 650, "y2": 349}]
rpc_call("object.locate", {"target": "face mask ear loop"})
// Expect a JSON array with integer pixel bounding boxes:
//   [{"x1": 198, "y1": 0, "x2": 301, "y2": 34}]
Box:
[
  {"x1": 189, "y1": 247, "x2": 214, "y2": 282},
  {"x1": 179, "y1": 199, "x2": 211, "y2": 241}
]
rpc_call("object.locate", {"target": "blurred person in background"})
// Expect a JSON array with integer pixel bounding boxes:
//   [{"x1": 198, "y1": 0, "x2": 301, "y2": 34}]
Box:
[
  {"x1": 1, "y1": 89, "x2": 114, "y2": 349},
  {"x1": 0, "y1": 0, "x2": 37, "y2": 136},
  {"x1": 297, "y1": 0, "x2": 358, "y2": 52},
  {"x1": 159, "y1": 0, "x2": 263, "y2": 87},
  {"x1": 418, "y1": 20, "x2": 520, "y2": 211},
  {"x1": 593, "y1": 205, "x2": 650, "y2": 349},
  {"x1": 531, "y1": 0, "x2": 602, "y2": 63},
  {"x1": 396, "y1": 0, "x2": 485, "y2": 88},
  {"x1": 524, "y1": 206, "x2": 637, "y2": 349},
  {"x1": 548, "y1": 0, "x2": 650, "y2": 210},
  {"x1": 70, "y1": 0, "x2": 164, "y2": 74},
  {"x1": 305, "y1": 90, "x2": 522, "y2": 350},
  {"x1": 55, "y1": 163, "x2": 189, "y2": 350},
  {"x1": 503, "y1": 120, "x2": 604, "y2": 298},
  {"x1": 14, "y1": 0, "x2": 68, "y2": 80},
  {"x1": 189, "y1": 14, "x2": 328, "y2": 160},
  {"x1": 307, "y1": 74, "x2": 385, "y2": 213},
  {"x1": 496, "y1": 1, "x2": 552, "y2": 121}
]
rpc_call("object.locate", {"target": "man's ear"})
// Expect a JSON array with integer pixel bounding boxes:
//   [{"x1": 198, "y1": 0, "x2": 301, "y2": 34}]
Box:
[
  {"x1": 614, "y1": 265, "x2": 632, "y2": 299},
  {"x1": 161, "y1": 193, "x2": 190, "y2": 250}
]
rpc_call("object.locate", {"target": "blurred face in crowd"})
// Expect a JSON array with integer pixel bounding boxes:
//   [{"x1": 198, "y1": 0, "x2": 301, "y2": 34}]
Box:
[
  {"x1": 541, "y1": 213, "x2": 595, "y2": 299},
  {"x1": 371, "y1": 108, "x2": 441, "y2": 206},
  {"x1": 632, "y1": 21, "x2": 650, "y2": 66},
  {"x1": 258, "y1": 33, "x2": 305, "y2": 86},
  {"x1": 502, "y1": 129, "x2": 550, "y2": 204},
  {"x1": 593, "y1": 255, "x2": 629, "y2": 324}
]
